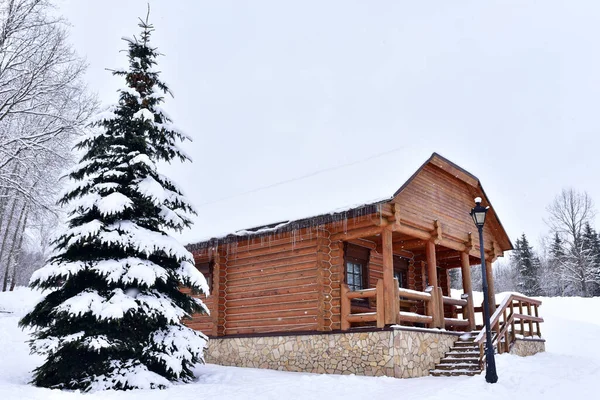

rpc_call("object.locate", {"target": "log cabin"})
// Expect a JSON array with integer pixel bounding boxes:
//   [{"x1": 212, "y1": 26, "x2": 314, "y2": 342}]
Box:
[{"x1": 186, "y1": 152, "x2": 545, "y2": 378}]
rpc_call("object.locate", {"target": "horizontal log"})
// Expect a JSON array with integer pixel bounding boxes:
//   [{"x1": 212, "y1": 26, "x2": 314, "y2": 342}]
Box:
[
  {"x1": 510, "y1": 296, "x2": 543, "y2": 306},
  {"x1": 398, "y1": 311, "x2": 433, "y2": 324},
  {"x1": 442, "y1": 296, "x2": 468, "y2": 307},
  {"x1": 513, "y1": 313, "x2": 544, "y2": 323},
  {"x1": 331, "y1": 225, "x2": 383, "y2": 241},
  {"x1": 226, "y1": 261, "x2": 318, "y2": 281},
  {"x1": 398, "y1": 288, "x2": 432, "y2": 302},
  {"x1": 347, "y1": 238, "x2": 378, "y2": 250},
  {"x1": 226, "y1": 244, "x2": 317, "y2": 267},
  {"x1": 225, "y1": 284, "x2": 319, "y2": 301},
  {"x1": 225, "y1": 315, "x2": 317, "y2": 329},
  {"x1": 444, "y1": 318, "x2": 470, "y2": 327},
  {"x1": 225, "y1": 276, "x2": 318, "y2": 294},
  {"x1": 226, "y1": 294, "x2": 318, "y2": 310},
  {"x1": 225, "y1": 235, "x2": 318, "y2": 255},
  {"x1": 345, "y1": 312, "x2": 378, "y2": 323},
  {"x1": 226, "y1": 307, "x2": 319, "y2": 322},
  {"x1": 185, "y1": 322, "x2": 213, "y2": 331},
  {"x1": 227, "y1": 254, "x2": 318, "y2": 274},
  {"x1": 392, "y1": 222, "x2": 431, "y2": 241},
  {"x1": 346, "y1": 288, "x2": 378, "y2": 300}
]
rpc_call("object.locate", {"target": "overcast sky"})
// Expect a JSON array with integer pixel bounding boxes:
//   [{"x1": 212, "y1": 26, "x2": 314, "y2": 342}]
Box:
[{"x1": 58, "y1": 0, "x2": 600, "y2": 250}]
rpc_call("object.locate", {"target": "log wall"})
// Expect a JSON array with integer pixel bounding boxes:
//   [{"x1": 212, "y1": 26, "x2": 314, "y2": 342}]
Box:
[{"x1": 185, "y1": 160, "x2": 511, "y2": 337}]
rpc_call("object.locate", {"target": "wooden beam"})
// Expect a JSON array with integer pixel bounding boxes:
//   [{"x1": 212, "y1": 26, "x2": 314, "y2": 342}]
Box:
[
  {"x1": 460, "y1": 252, "x2": 476, "y2": 331},
  {"x1": 391, "y1": 221, "x2": 482, "y2": 260},
  {"x1": 378, "y1": 203, "x2": 394, "y2": 218},
  {"x1": 331, "y1": 225, "x2": 383, "y2": 241},
  {"x1": 432, "y1": 220, "x2": 443, "y2": 244},
  {"x1": 341, "y1": 283, "x2": 350, "y2": 331},
  {"x1": 425, "y1": 241, "x2": 442, "y2": 328},
  {"x1": 425, "y1": 241, "x2": 439, "y2": 288},
  {"x1": 393, "y1": 239, "x2": 426, "y2": 251},
  {"x1": 421, "y1": 249, "x2": 460, "y2": 261},
  {"x1": 389, "y1": 203, "x2": 402, "y2": 224},
  {"x1": 370, "y1": 214, "x2": 390, "y2": 227},
  {"x1": 382, "y1": 226, "x2": 396, "y2": 324},
  {"x1": 465, "y1": 232, "x2": 474, "y2": 252},
  {"x1": 347, "y1": 238, "x2": 377, "y2": 250},
  {"x1": 376, "y1": 279, "x2": 385, "y2": 328},
  {"x1": 392, "y1": 222, "x2": 431, "y2": 241}
]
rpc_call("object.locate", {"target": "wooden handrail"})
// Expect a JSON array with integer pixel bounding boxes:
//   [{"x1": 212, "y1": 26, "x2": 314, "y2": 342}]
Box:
[
  {"x1": 346, "y1": 288, "x2": 378, "y2": 300},
  {"x1": 442, "y1": 295, "x2": 468, "y2": 307},
  {"x1": 341, "y1": 279, "x2": 385, "y2": 330},
  {"x1": 474, "y1": 293, "x2": 544, "y2": 368},
  {"x1": 398, "y1": 287, "x2": 432, "y2": 302}
]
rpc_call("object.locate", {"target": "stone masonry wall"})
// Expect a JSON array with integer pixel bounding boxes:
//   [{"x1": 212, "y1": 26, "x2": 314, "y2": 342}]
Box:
[
  {"x1": 205, "y1": 328, "x2": 458, "y2": 379},
  {"x1": 510, "y1": 339, "x2": 545, "y2": 357}
]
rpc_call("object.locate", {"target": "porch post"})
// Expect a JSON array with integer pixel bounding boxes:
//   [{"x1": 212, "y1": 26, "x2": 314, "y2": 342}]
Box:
[
  {"x1": 425, "y1": 240, "x2": 442, "y2": 328},
  {"x1": 382, "y1": 226, "x2": 397, "y2": 324},
  {"x1": 460, "y1": 252, "x2": 476, "y2": 331},
  {"x1": 485, "y1": 257, "x2": 496, "y2": 313}
]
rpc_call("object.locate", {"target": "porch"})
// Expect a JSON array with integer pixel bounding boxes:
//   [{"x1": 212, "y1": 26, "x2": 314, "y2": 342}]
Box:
[{"x1": 335, "y1": 202, "x2": 545, "y2": 375}]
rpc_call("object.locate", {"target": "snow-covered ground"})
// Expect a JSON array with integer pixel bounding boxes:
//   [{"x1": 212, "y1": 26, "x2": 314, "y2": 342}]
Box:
[{"x1": 1, "y1": 288, "x2": 599, "y2": 399}]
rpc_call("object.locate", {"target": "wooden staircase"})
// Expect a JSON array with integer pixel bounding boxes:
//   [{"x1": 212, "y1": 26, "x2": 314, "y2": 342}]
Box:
[
  {"x1": 430, "y1": 332, "x2": 483, "y2": 377},
  {"x1": 430, "y1": 293, "x2": 544, "y2": 377}
]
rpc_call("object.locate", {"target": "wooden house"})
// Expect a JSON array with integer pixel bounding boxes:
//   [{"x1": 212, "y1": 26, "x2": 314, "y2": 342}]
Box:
[{"x1": 186, "y1": 152, "x2": 545, "y2": 378}]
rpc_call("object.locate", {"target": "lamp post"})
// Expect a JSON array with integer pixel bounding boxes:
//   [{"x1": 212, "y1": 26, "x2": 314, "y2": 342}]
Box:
[{"x1": 470, "y1": 197, "x2": 498, "y2": 384}]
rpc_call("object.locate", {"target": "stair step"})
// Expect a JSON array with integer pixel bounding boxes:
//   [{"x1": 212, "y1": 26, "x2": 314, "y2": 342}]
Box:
[
  {"x1": 449, "y1": 346, "x2": 479, "y2": 352},
  {"x1": 446, "y1": 351, "x2": 480, "y2": 358},
  {"x1": 430, "y1": 369, "x2": 481, "y2": 377},
  {"x1": 433, "y1": 363, "x2": 480, "y2": 371},
  {"x1": 453, "y1": 341, "x2": 477, "y2": 347},
  {"x1": 440, "y1": 357, "x2": 479, "y2": 364}
]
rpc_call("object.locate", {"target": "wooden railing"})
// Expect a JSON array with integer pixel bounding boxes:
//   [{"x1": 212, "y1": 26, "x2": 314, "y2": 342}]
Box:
[
  {"x1": 394, "y1": 281, "x2": 473, "y2": 330},
  {"x1": 441, "y1": 293, "x2": 471, "y2": 330},
  {"x1": 396, "y1": 286, "x2": 433, "y2": 325},
  {"x1": 474, "y1": 294, "x2": 543, "y2": 368},
  {"x1": 341, "y1": 278, "x2": 476, "y2": 331},
  {"x1": 341, "y1": 279, "x2": 385, "y2": 330}
]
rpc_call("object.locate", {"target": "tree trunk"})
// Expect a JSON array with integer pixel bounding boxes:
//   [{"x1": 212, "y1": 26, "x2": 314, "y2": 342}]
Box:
[
  {"x1": 0, "y1": 163, "x2": 20, "y2": 238},
  {"x1": 9, "y1": 209, "x2": 29, "y2": 291},
  {"x1": 1, "y1": 194, "x2": 20, "y2": 291},
  {"x1": 7, "y1": 201, "x2": 28, "y2": 291}
]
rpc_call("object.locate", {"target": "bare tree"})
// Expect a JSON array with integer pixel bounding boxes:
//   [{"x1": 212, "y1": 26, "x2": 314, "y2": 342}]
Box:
[
  {"x1": 0, "y1": 0, "x2": 96, "y2": 289},
  {"x1": 546, "y1": 189, "x2": 597, "y2": 296}
]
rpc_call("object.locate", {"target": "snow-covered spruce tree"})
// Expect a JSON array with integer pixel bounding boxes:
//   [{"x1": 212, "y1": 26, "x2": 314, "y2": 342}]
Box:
[
  {"x1": 513, "y1": 234, "x2": 541, "y2": 296},
  {"x1": 19, "y1": 18, "x2": 208, "y2": 391}
]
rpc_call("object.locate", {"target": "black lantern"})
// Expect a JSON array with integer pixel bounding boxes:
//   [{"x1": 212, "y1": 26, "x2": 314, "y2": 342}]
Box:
[
  {"x1": 470, "y1": 197, "x2": 498, "y2": 384},
  {"x1": 470, "y1": 197, "x2": 488, "y2": 227}
]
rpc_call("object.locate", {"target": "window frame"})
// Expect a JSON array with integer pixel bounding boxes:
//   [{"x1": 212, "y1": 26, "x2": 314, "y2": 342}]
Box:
[
  {"x1": 344, "y1": 243, "x2": 370, "y2": 292},
  {"x1": 196, "y1": 261, "x2": 213, "y2": 293}
]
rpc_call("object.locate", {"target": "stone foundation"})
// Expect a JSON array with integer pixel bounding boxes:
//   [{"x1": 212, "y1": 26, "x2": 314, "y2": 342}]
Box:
[
  {"x1": 205, "y1": 327, "x2": 458, "y2": 378},
  {"x1": 510, "y1": 338, "x2": 545, "y2": 357}
]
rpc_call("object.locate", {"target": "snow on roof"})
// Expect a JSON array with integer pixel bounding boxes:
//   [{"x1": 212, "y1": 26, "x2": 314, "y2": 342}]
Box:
[{"x1": 187, "y1": 147, "x2": 439, "y2": 245}]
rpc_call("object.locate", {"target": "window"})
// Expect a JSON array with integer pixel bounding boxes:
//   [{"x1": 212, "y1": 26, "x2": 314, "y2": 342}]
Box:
[
  {"x1": 393, "y1": 256, "x2": 408, "y2": 289},
  {"x1": 196, "y1": 262, "x2": 213, "y2": 292},
  {"x1": 394, "y1": 270, "x2": 404, "y2": 288},
  {"x1": 344, "y1": 243, "x2": 370, "y2": 291},
  {"x1": 347, "y1": 261, "x2": 365, "y2": 291}
]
